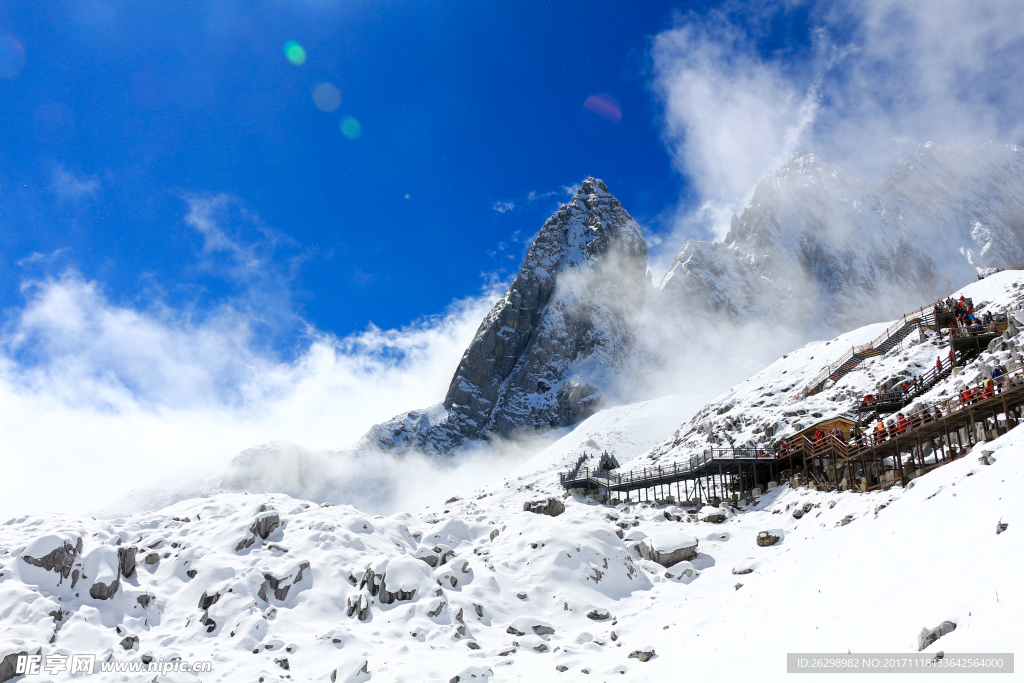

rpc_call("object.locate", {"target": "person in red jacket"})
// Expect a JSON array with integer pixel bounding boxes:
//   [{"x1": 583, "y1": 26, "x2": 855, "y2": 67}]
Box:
[
  {"x1": 936, "y1": 356, "x2": 943, "y2": 372},
  {"x1": 896, "y1": 413, "x2": 909, "y2": 434}
]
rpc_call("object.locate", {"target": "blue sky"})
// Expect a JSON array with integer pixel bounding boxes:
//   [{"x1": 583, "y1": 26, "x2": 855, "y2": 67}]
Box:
[
  {"x1": 0, "y1": 0, "x2": 734, "y2": 343},
  {"x1": 1, "y1": 0, "x2": 1022, "y2": 518}
]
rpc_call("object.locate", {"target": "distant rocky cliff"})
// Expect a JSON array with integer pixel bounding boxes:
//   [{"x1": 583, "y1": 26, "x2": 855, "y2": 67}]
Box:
[{"x1": 660, "y1": 142, "x2": 1024, "y2": 332}]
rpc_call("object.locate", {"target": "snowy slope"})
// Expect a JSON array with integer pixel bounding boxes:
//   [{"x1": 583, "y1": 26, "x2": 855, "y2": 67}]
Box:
[{"x1": 1, "y1": 424, "x2": 1018, "y2": 682}]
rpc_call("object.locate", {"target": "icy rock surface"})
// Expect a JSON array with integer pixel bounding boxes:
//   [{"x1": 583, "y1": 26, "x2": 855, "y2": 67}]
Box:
[{"x1": 660, "y1": 143, "x2": 1024, "y2": 330}]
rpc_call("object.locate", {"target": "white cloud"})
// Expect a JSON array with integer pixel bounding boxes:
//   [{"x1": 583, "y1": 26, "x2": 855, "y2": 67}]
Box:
[
  {"x1": 492, "y1": 200, "x2": 516, "y2": 213},
  {"x1": 651, "y1": 0, "x2": 1024, "y2": 242},
  {"x1": 0, "y1": 270, "x2": 502, "y2": 521},
  {"x1": 51, "y1": 166, "x2": 101, "y2": 201}
]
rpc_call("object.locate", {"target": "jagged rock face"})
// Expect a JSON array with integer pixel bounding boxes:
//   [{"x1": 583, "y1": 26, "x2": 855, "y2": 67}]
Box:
[
  {"x1": 661, "y1": 142, "x2": 1024, "y2": 331},
  {"x1": 359, "y1": 178, "x2": 647, "y2": 454}
]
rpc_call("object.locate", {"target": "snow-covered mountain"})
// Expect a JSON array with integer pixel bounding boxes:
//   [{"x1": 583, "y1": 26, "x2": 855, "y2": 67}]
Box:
[
  {"x1": 356, "y1": 178, "x2": 648, "y2": 455},
  {"x1": 2, "y1": 273, "x2": 1021, "y2": 683},
  {"x1": 347, "y1": 143, "x2": 1024, "y2": 458},
  {"x1": 660, "y1": 142, "x2": 1024, "y2": 331}
]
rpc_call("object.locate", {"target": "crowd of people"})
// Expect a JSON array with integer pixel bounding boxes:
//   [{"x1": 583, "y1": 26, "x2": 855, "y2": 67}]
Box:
[
  {"x1": 777, "y1": 368, "x2": 1023, "y2": 458},
  {"x1": 937, "y1": 295, "x2": 1001, "y2": 337}
]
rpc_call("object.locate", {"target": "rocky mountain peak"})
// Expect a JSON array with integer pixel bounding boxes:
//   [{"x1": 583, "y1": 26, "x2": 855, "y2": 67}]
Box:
[{"x1": 355, "y1": 177, "x2": 648, "y2": 454}]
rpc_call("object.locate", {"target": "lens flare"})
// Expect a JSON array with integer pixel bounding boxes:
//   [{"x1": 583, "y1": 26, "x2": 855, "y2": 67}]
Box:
[
  {"x1": 0, "y1": 36, "x2": 26, "y2": 79},
  {"x1": 583, "y1": 93, "x2": 622, "y2": 124},
  {"x1": 283, "y1": 40, "x2": 306, "y2": 66},
  {"x1": 340, "y1": 116, "x2": 362, "y2": 140},
  {"x1": 312, "y1": 83, "x2": 341, "y2": 112}
]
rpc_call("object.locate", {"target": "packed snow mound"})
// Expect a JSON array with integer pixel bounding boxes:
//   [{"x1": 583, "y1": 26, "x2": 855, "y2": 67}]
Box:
[
  {"x1": 357, "y1": 177, "x2": 648, "y2": 455},
  {"x1": 661, "y1": 142, "x2": 1024, "y2": 332},
  {"x1": 644, "y1": 269, "x2": 1024, "y2": 465}
]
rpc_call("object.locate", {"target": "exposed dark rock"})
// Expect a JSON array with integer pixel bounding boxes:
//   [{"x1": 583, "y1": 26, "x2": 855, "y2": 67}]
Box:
[
  {"x1": 918, "y1": 621, "x2": 957, "y2": 651},
  {"x1": 586, "y1": 608, "x2": 611, "y2": 621},
  {"x1": 251, "y1": 510, "x2": 281, "y2": 540},
  {"x1": 117, "y1": 547, "x2": 137, "y2": 578},
  {"x1": 757, "y1": 531, "x2": 781, "y2": 547},
  {"x1": 144, "y1": 552, "x2": 160, "y2": 565},
  {"x1": 997, "y1": 520, "x2": 1008, "y2": 534},
  {"x1": 198, "y1": 591, "x2": 220, "y2": 610},
  {"x1": 21, "y1": 537, "x2": 81, "y2": 582},
  {"x1": 119, "y1": 635, "x2": 139, "y2": 650},
  {"x1": 628, "y1": 648, "x2": 656, "y2": 662},
  {"x1": 89, "y1": 577, "x2": 119, "y2": 600},
  {"x1": 523, "y1": 498, "x2": 565, "y2": 517}
]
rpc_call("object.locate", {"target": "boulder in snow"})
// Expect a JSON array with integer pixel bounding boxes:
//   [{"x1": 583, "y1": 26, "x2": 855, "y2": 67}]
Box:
[
  {"x1": 756, "y1": 530, "x2": 782, "y2": 547},
  {"x1": 523, "y1": 499, "x2": 565, "y2": 517},
  {"x1": 918, "y1": 621, "x2": 956, "y2": 651},
  {"x1": 635, "y1": 529, "x2": 698, "y2": 567},
  {"x1": 628, "y1": 647, "x2": 656, "y2": 662}
]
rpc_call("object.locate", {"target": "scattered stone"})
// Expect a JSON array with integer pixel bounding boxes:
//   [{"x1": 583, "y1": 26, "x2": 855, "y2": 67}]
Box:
[
  {"x1": 506, "y1": 625, "x2": 525, "y2": 636},
  {"x1": 136, "y1": 594, "x2": 151, "y2": 608},
  {"x1": 586, "y1": 608, "x2": 611, "y2": 621},
  {"x1": 251, "y1": 508, "x2": 281, "y2": 540},
  {"x1": 466, "y1": 642, "x2": 480, "y2": 650},
  {"x1": 117, "y1": 547, "x2": 138, "y2": 578},
  {"x1": 628, "y1": 647, "x2": 656, "y2": 662},
  {"x1": 840, "y1": 515, "x2": 854, "y2": 526},
  {"x1": 978, "y1": 452, "x2": 996, "y2": 466},
  {"x1": 555, "y1": 664, "x2": 568, "y2": 672},
  {"x1": 918, "y1": 621, "x2": 957, "y2": 651},
  {"x1": 732, "y1": 567, "x2": 753, "y2": 575},
  {"x1": 517, "y1": 592, "x2": 528, "y2": 600},
  {"x1": 523, "y1": 499, "x2": 565, "y2": 517},
  {"x1": 636, "y1": 531, "x2": 698, "y2": 567},
  {"x1": 473, "y1": 603, "x2": 484, "y2": 618},
  {"x1": 756, "y1": 531, "x2": 780, "y2": 547},
  {"x1": 274, "y1": 657, "x2": 289, "y2": 670},
  {"x1": 145, "y1": 552, "x2": 160, "y2": 565},
  {"x1": 997, "y1": 520, "x2": 1008, "y2": 534},
  {"x1": 198, "y1": 591, "x2": 221, "y2": 610},
  {"x1": 734, "y1": 583, "x2": 743, "y2": 590},
  {"x1": 533, "y1": 643, "x2": 549, "y2": 652},
  {"x1": 609, "y1": 631, "x2": 617, "y2": 641},
  {"x1": 533, "y1": 625, "x2": 555, "y2": 636},
  {"x1": 489, "y1": 529, "x2": 500, "y2": 541}
]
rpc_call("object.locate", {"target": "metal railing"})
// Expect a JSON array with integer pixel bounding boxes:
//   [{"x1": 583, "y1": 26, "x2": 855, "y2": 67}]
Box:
[
  {"x1": 800, "y1": 305, "x2": 935, "y2": 397},
  {"x1": 561, "y1": 370, "x2": 1024, "y2": 491}
]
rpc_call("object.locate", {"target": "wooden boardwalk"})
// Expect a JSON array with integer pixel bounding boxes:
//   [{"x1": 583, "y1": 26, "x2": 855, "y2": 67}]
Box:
[{"x1": 560, "y1": 371, "x2": 1024, "y2": 503}]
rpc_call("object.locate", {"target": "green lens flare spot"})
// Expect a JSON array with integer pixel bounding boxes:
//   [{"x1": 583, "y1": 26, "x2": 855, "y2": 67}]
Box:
[
  {"x1": 283, "y1": 40, "x2": 306, "y2": 66},
  {"x1": 340, "y1": 116, "x2": 362, "y2": 140}
]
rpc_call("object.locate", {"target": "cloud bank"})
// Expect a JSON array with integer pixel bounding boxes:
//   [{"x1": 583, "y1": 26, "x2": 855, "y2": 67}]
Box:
[
  {"x1": 652, "y1": 0, "x2": 1024, "y2": 242},
  {"x1": 0, "y1": 244, "x2": 503, "y2": 521}
]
